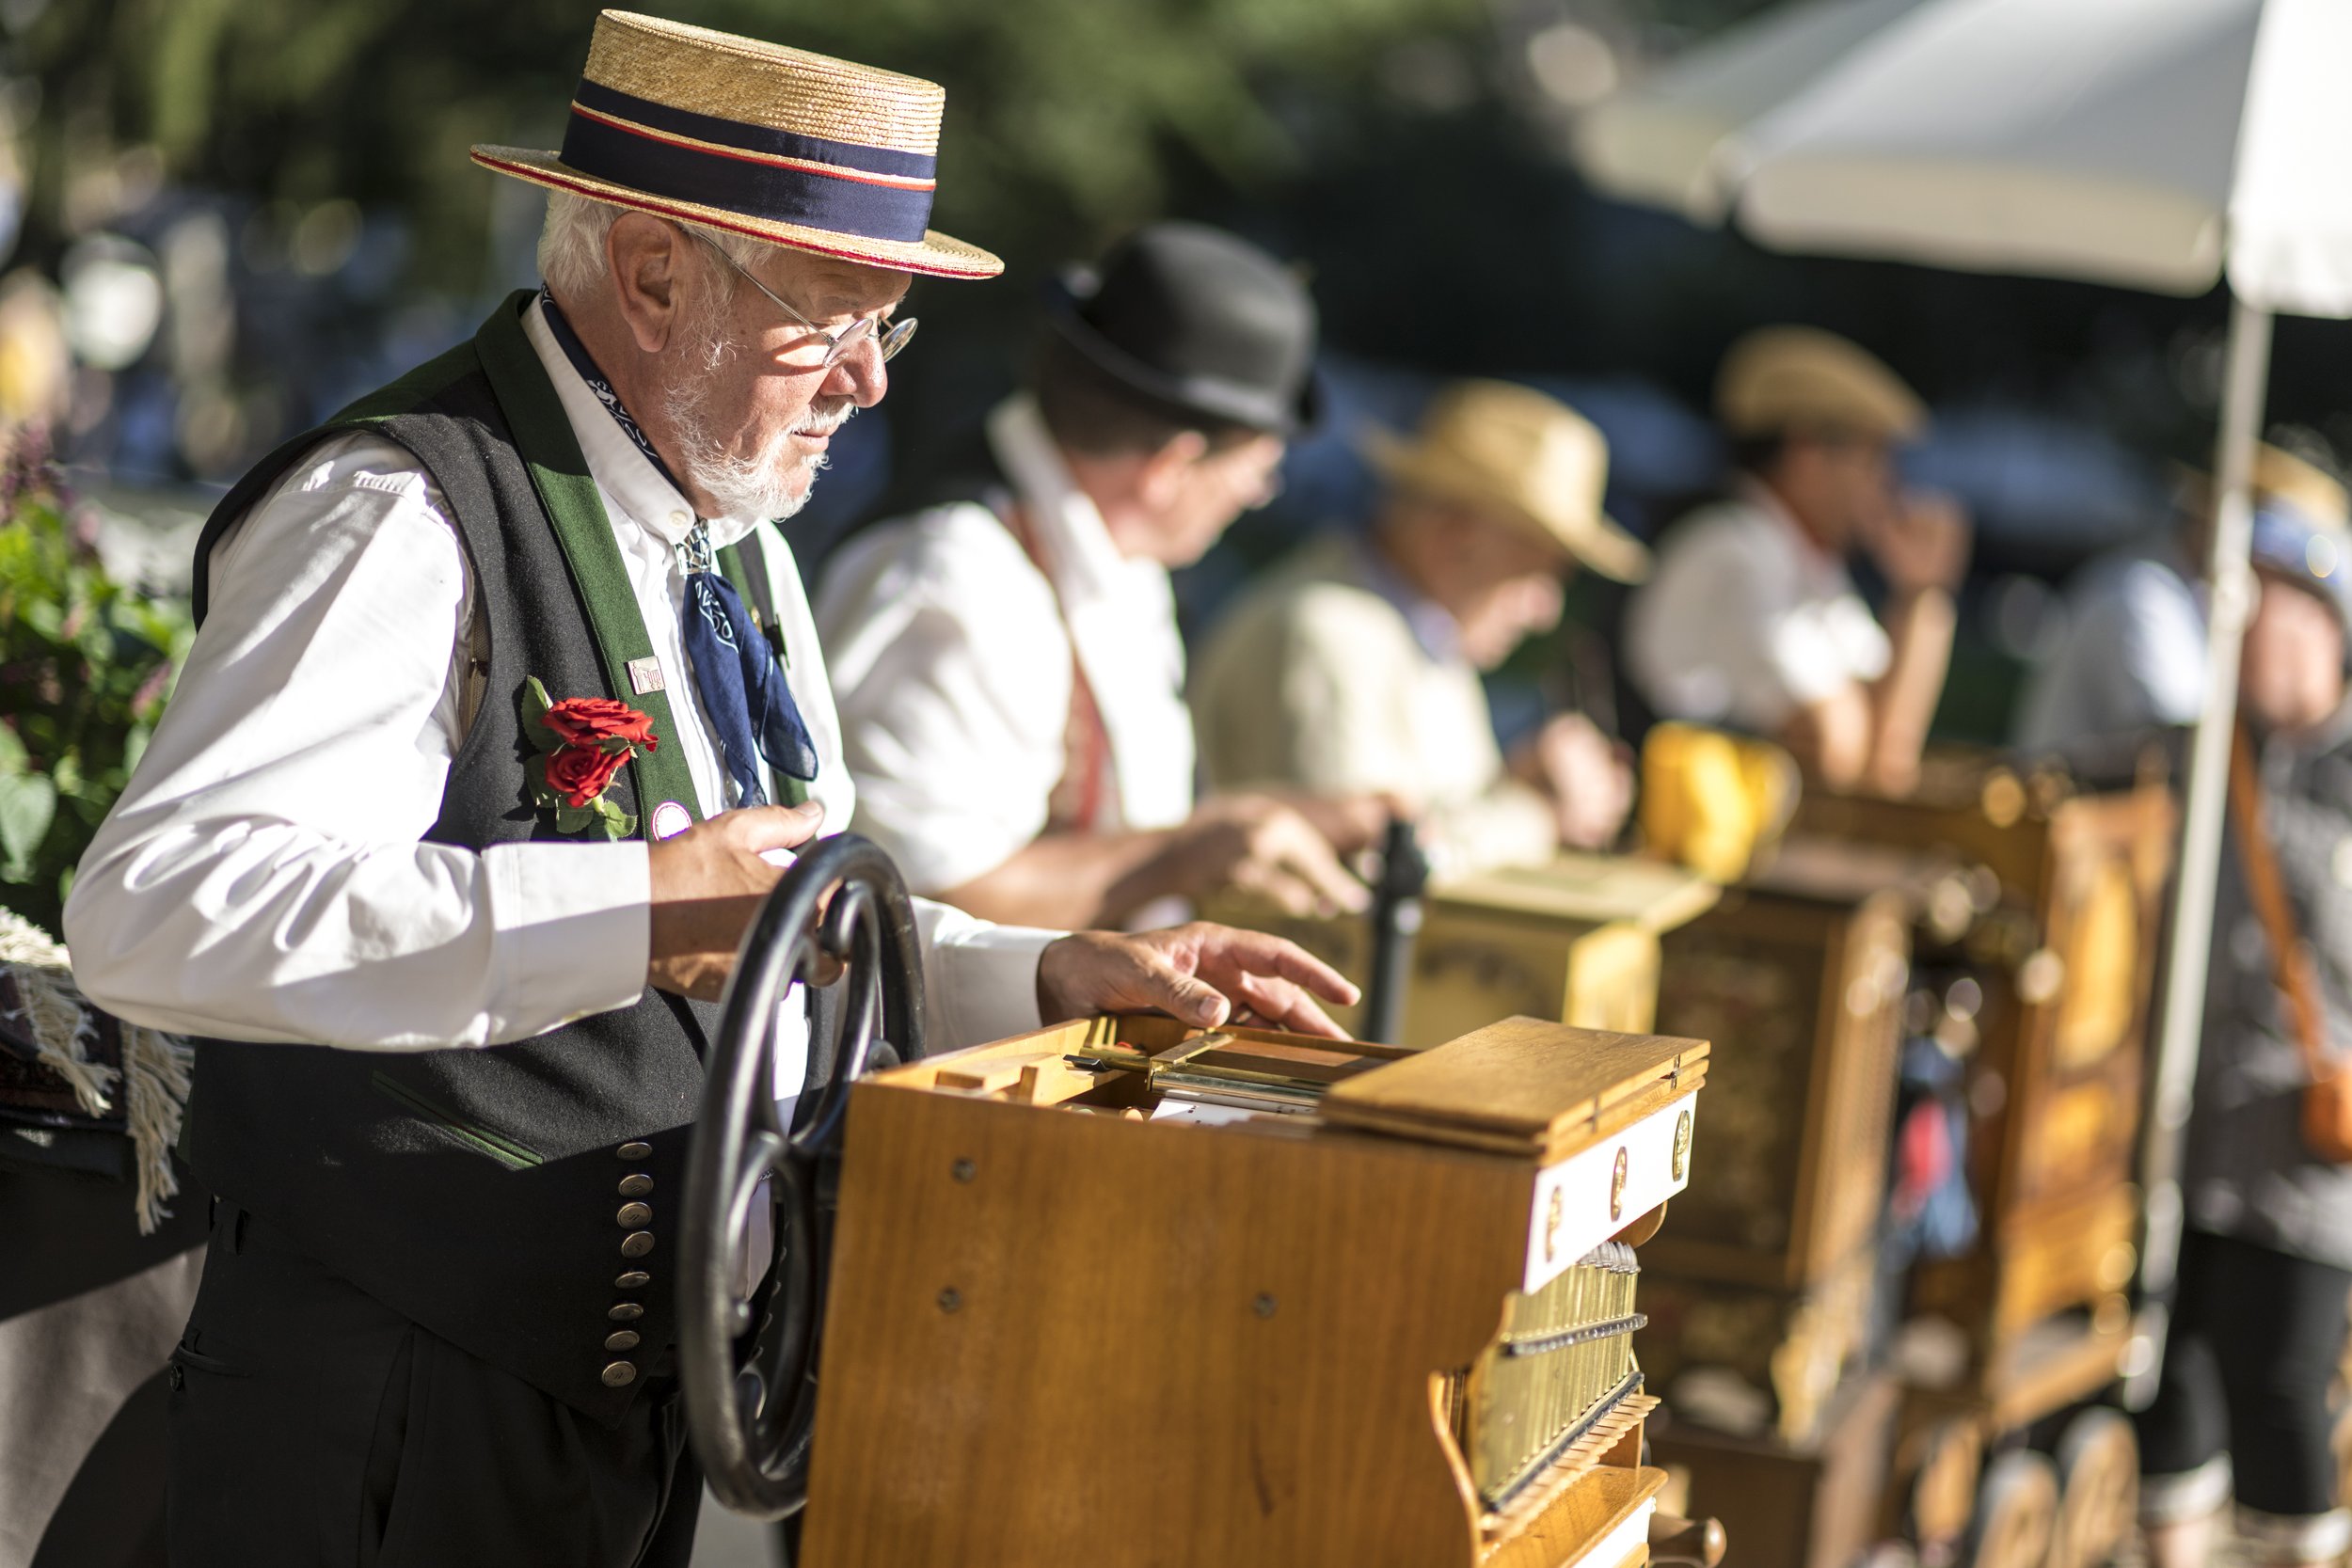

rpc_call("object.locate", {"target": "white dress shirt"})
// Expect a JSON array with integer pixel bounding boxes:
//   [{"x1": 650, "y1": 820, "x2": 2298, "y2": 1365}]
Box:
[
  {"x1": 64, "y1": 295, "x2": 1056, "y2": 1066},
  {"x1": 815, "y1": 395, "x2": 1196, "y2": 895},
  {"x1": 1626, "y1": 482, "x2": 1893, "y2": 734},
  {"x1": 2012, "y1": 541, "x2": 2205, "y2": 752}
]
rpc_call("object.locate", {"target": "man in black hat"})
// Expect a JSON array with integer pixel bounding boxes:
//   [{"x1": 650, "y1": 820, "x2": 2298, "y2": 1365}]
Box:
[{"x1": 818, "y1": 223, "x2": 1385, "y2": 931}]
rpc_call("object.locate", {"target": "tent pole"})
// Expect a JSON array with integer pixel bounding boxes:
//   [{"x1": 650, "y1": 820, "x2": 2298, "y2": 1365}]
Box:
[{"x1": 2128, "y1": 295, "x2": 2273, "y2": 1405}]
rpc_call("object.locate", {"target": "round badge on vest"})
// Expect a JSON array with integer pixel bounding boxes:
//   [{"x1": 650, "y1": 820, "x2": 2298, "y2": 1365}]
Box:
[{"x1": 651, "y1": 801, "x2": 692, "y2": 840}]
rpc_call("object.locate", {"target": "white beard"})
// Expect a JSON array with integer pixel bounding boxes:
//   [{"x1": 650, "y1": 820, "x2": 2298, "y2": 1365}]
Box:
[{"x1": 660, "y1": 309, "x2": 855, "y2": 523}]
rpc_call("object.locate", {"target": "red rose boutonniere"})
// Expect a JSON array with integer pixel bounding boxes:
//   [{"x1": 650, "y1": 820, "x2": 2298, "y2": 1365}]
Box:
[{"x1": 521, "y1": 677, "x2": 660, "y2": 839}]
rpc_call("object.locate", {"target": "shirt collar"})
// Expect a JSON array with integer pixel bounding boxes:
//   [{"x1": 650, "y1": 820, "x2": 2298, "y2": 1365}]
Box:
[
  {"x1": 520, "y1": 292, "x2": 762, "y2": 552},
  {"x1": 1345, "y1": 534, "x2": 1463, "y2": 664},
  {"x1": 1738, "y1": 475, "x2": 1851, "y2": 586},
  {"x1": 985, "y1": 393, "x2": 1135, "y2": 600}
]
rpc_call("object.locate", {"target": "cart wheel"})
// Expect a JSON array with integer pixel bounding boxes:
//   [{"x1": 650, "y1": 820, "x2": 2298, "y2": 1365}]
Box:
[
  {"x1": 1905, "y1": 1418, "x2": 1984, "y2": 1557},
  {"x1": 1963, "y1": 1450, "x2": 2058, "y2": 1568},
  {"x1": 2048, "y1": 1409, "x2": 2137, "y2": 1568}
]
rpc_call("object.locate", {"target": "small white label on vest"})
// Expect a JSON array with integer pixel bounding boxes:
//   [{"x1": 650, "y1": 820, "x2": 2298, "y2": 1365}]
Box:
[
  {"x1": 628, "y1": 657, "x2": 665, "y2": 694},
  {"x1": 651, "y1": 801, "x2": 691, "y2": 840}
]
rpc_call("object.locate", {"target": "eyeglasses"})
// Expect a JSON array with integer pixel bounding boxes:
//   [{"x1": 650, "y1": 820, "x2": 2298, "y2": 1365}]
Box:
[{"x1": 690, "y1": 230, "x2": 916, "y2": 369}]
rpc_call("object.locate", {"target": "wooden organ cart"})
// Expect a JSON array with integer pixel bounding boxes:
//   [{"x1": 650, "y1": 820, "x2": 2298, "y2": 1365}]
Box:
[
  {"x1": 1636, "y1": 840, "x2": 1921, "y2": 1568},
  {"x1": 1792, "y1": 759, "x2": 2175, "y2": 1568},
  {"x1": 796, "y1": 1015, "x2": 1724, "y2": 1567},
  {"x1": 677, "y1": 836, "x2": 1728, "y2": 1568},
  {"x1": 1631, "y1": 758, "x2": 2174, "y2": 1568},
  {"x1": 1207, "y1": 850, "x2": 1720, "y2": 1047}
]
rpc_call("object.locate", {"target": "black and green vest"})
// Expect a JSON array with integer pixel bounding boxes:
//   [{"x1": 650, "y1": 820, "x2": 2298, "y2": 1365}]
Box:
[{"x1": 182, "y1": 291, "x2": 783, "y2": 1423}]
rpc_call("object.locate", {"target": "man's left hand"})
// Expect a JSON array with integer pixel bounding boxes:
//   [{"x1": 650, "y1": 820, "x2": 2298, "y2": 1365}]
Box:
[
  {"x1": 1036, "y1": 923, "x2": 1361, "y2": 1039},
  {"x1": 1864, "y1": 492, "x2": 1972, "y2": 597}
]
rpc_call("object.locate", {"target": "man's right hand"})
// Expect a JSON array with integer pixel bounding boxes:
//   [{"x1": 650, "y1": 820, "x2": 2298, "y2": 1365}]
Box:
[
  {"x1": 646, "y1": 800, "x2": 826, "y2": 999},
  {"x1": 1153, "y1": 793, "x2": 1370, "y2": 918}
]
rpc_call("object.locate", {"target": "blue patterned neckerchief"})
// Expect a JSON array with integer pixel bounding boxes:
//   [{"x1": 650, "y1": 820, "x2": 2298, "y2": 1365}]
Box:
[{"x1": 539, "y1": 287, "x2": 818, "y2": 803}]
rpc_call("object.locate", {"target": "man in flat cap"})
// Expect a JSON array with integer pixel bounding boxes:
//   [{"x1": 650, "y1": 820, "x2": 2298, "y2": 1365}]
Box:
[
  {"x1": 1192, "y1": 380, "x2": 1645, "y2": 879},
  {"x1": 62, "y1": 15, "x2": 1350, "y2": 1563},
  {"x1": 818, "y1": 222, "x2": 1382, "y2": 929},
  {"x1": 1628, "y1": 326, "x2": 1970, "y2": 797}
]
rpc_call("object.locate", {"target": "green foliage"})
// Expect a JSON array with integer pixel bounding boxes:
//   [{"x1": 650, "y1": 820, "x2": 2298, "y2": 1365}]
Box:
[
  {"x1": 26, "y1": 0, "x2": 1484, "y2": 285},
  {"x1": 0, "y1": 441, "x2": 192, "y2": 933}
]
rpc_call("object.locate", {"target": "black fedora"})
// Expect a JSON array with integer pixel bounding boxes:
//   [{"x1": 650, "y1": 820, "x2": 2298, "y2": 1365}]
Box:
[{"x1": 1044, "y1": 222, "x2": 1320, "y2": 436}]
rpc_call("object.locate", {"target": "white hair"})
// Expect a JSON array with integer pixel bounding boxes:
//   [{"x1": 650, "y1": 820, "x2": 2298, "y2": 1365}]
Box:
[
  {"x1": 534, "y1": 191, "x2": 770, "y2": 300},
  {"x1": 535, "y1": 191, "x2": 851, "y2": 523}
]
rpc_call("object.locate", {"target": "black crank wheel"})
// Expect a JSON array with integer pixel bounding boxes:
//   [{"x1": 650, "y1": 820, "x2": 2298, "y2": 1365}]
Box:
[{"x1": 679, "y1": 833, "x2": 928, "y2": 1519}]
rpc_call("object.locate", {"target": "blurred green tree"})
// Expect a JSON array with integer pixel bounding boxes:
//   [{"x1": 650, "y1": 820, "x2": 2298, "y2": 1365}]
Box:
[{"x1": 24, "y1": 0, "x2": 1490, "y2": 285}]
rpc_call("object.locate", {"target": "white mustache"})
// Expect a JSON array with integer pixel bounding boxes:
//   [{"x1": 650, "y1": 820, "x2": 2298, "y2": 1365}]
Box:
[{"x1": 794, "y1": 403, "x2": 857, "y2": 438}]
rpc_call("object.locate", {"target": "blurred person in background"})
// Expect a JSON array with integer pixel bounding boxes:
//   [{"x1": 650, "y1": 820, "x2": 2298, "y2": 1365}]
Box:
[
  {"x1": 2015, "y1": 445, "x2": 2346, "y2": 755},
  {"x1": 1627, "y1": 326, "x2": 1970, "y2": 797},
  {"x1": 1190, "y1": 379, "x2": 1645, "y2": 879},
  {"x1": 2136, "y1": 497, "x2": 2352, "y2": 1568},
  {"x1": 818, "y1": 222, "x2": 1383, "y2": 929}
]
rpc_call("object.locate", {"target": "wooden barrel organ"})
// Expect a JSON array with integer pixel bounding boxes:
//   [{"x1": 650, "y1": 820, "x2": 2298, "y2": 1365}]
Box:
[
  {"x1": 792, "y1": 1015, "x2": 1724, "y2": 1568},
  {"x1": 1637, "y1": 758, "x2": 2173, "y2": 1568}
]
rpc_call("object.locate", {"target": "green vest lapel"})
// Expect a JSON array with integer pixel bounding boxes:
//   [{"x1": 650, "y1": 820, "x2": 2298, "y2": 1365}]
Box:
[{"x1": 470, "y1": 291, "x2": 708, "y2": 840}]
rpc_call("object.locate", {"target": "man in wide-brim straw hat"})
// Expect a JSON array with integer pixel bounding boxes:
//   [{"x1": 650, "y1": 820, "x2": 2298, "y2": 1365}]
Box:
[
  {"x1": 61, "y1": 13, "x2": 1353, "y2": 1561},
  {"x1": 1191, "y1": 379, "x2": 1647, "y2": 879}
]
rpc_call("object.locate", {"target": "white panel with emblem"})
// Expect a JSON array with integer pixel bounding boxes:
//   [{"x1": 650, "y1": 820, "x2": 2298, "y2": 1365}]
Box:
[{"x1": 1523, "y1": 1091, "x2": 1698, "y2": 1294}]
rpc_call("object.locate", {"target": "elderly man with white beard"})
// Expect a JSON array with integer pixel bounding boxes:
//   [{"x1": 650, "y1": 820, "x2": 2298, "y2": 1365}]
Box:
[{"x1": 59, "y1": 14, "x2": 1353, "y2": 1565}]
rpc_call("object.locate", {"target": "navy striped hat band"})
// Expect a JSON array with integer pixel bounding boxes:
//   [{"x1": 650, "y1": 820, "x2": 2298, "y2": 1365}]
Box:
[{"x1": 558, "y1": 77, "x2": 937, "y2": 245}]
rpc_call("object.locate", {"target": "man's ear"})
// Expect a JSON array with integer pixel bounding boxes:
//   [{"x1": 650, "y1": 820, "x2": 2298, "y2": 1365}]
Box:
[
  {"x1": 607, "y1": 214, "x2": 689, "y2": 356},
  {"x1": 1135, "y1": 429, "x2": 1209, "y2": 512}
]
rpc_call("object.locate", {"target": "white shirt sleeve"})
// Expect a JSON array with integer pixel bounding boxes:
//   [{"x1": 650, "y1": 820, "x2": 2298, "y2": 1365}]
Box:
[
  {"x1": 913, "y1": 899, "x2": 1057, "y2": 1052},
  {"x1": 814, "y1": 510, "x2": 1073, "y2": 895},
  {"x1": 62, "y1": 432, "x2": 653, "y2": 1050}
]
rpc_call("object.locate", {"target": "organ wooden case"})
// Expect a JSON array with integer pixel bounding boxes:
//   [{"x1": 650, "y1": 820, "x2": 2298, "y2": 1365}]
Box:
[
  {"x1": 1205, "y1": 851, "x2": 1718, "y2": 1047},
  {"x1": 1793, "y1": 760, "x2": 2175, "y2": 1419},
  {"x1": 1633, "y1": 840, "x2": 1918, "y2": 1446},
  {"x1": 793, "y1": 1015, "x2": 1719, "y2": 1568}
]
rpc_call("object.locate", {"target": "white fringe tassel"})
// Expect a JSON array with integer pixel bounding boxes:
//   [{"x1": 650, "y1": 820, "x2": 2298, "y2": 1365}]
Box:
[{"x1": 1, "y1": 908, "x2": 191, "y2": 1234}]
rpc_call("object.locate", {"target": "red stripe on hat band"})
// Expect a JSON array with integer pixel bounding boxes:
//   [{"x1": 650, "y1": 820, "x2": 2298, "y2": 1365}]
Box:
[
  {"x1": 568, "y1": 103, "x2": 938, "y2": 192},
  {"x1": 469, "y1": 153, "x2": 988, "y2": 278}
]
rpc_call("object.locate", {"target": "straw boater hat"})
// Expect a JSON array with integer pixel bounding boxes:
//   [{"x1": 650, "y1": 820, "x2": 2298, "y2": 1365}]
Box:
[
  {"x1": 1364, "y1": 379, "x2": 1650, "y2": 583},
  {"x1": 1715, "y1": 326, "x2": 1926, "y2": 444},
  {"x1": 471, "y1": 11, "x2": 1001, "y2": 280}
]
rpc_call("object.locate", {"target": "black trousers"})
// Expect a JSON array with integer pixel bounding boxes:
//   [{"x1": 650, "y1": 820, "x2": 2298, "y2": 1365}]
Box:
[
  {"x1": 166, "y1": 1203, "x2": 703, "y2": 1568},
  {"x1": 2137, "y1": 1227, "x2": 2352, "y2": 1519}
]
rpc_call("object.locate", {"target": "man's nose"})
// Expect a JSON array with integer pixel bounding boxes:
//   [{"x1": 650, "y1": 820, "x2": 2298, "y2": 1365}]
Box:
[{"x1": 823, "y1": 338, "x2": 888, "y2": 407}]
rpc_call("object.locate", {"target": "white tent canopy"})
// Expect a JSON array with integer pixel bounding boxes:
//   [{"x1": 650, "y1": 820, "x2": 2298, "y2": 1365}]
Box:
[
  {"x1": 1577, "y1": 0, "x2": 2352, "y2": 317},
  {"x1": 1569, "y1": 0, "x2": 2352, "y2": 1380}
]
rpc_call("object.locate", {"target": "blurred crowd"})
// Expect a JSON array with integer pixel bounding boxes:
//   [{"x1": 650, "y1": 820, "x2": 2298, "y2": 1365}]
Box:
[{"x1": 13, "y1": 3, "x2": 2352, "y2": 1564}]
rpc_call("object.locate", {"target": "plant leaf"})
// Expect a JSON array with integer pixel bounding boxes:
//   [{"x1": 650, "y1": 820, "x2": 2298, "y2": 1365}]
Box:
[
  {"x1": 0, "y1": 773, "x2": 58, "y2": 881},
  {"x1": 521, "y1": 676, "x2": 559, "y2": 751}
]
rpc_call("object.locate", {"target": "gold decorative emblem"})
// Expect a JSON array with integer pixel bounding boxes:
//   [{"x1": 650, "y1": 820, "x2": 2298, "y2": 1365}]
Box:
[
  {"x1": 1672, "y1": 1109, "x2": 1692, "y2": 1182},
  {"x1": 1543, "y1": 1186, "x2": 1564, "y2": 1261},
  {"x1": 1610, "y1": 1146, "x2": 1629, "y2": 1221}
]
